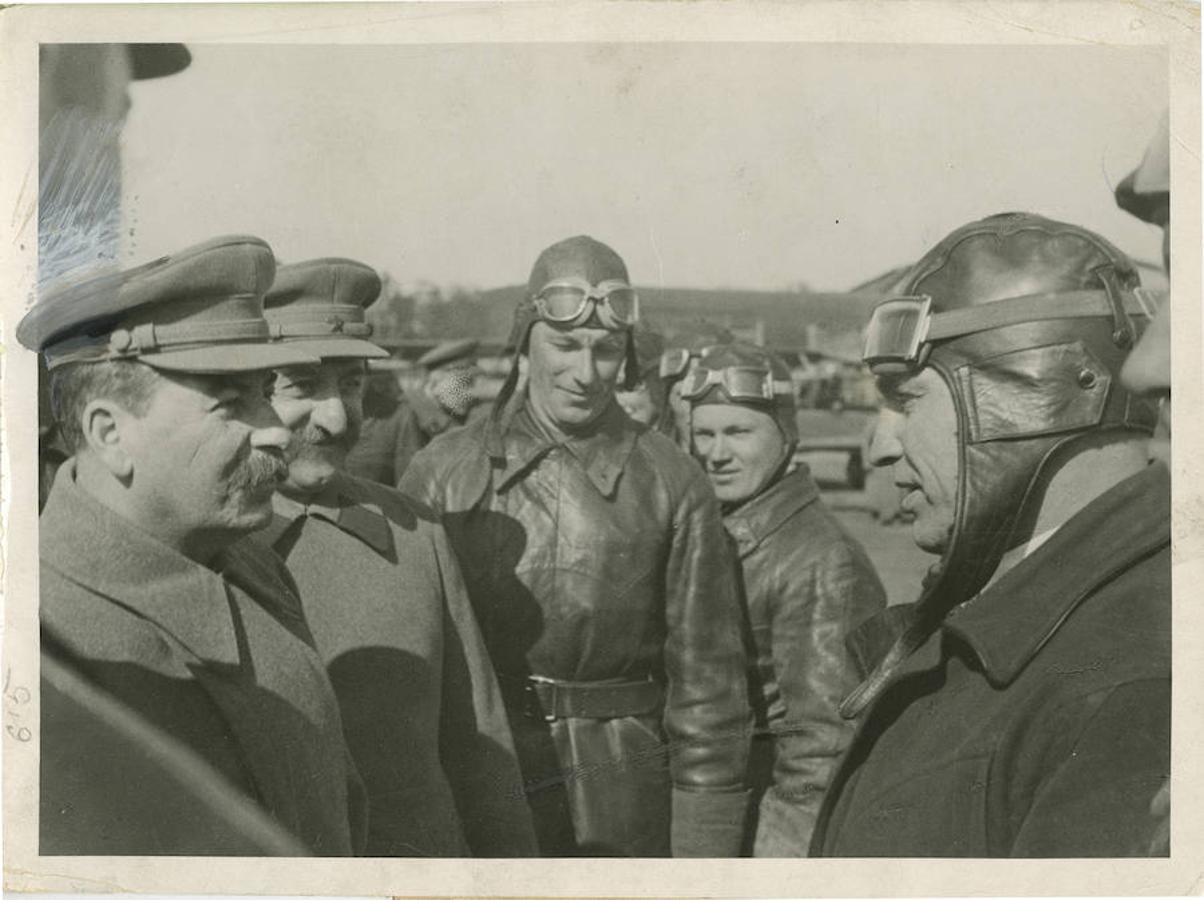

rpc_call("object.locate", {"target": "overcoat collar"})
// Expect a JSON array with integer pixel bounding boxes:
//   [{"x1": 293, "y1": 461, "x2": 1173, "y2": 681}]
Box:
[
  {"x1": 484, "y1": 397, "x2": 638, "y2": 498},
  {"x1": 265, "y1": 473, "x2": 395, "y2": 560},
  {"x1": 848, "y1": 461, "x2": 1171, "y2": 698},
  {"x1": 722, "y1": 466, "x2": 820, "y2": 559},
  {"x1": 942, "y1": 461, "x2": 1171, "y2": 687},
  {"x1": 41, "y1": 460, "x2": 243, "y2": 667}
]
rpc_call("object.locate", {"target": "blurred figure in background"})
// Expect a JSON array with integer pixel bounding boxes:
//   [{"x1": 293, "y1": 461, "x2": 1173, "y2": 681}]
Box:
[
  {"x1": 37, "y1": 43, "x2": 192, "y2": 510},
  {"x1": 614, "y1": 327, "x2": 666, "y2": 426},
  {"x1": 1116, "y1": 112, "x2": 1171, "y2": 458},
  {"x1": 394, "y1": 338, "x2": 482, "y2": 480},
  {"x1": 402, "y1": 235, "x2": 752, "y2": 858},
  {"x1": 1115, "y1": 112, "x2": 1172, "y2": 856},
  {"x1": 687, "y1": 342, "x2": 885, "y2": 856}
]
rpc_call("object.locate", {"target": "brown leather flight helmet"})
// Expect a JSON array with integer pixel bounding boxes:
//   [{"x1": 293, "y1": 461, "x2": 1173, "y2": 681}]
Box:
[
  {"x1": 495, "y1": 235, "x2": 641, "y2": 418},
  {"x1": 690, "y1": 341, "x2": 799, "y2": 445},
  {"x1": 843, "y1": 211, "x2": 1159, "y2": 717}
]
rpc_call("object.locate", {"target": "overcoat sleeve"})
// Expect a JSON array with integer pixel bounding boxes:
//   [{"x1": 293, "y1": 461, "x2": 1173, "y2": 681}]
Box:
[
  {"x1": 663, "y1": 467, "x2": 753, "y2": 858},
  {"x1": 434, "y1": 523, "x2": 539, "y2": 856},
  {"x1": 753, "y1": 539, "x2": 886, "y2": 857}
]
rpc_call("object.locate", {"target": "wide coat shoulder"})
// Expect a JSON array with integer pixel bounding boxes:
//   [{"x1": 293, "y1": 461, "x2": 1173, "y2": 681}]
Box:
[
  {"x1": 398, "y1": 415, "x2": 493, "y2": 513},
  {"x1": 336, "y1": 470, "x2": 442, "y2": 534}
]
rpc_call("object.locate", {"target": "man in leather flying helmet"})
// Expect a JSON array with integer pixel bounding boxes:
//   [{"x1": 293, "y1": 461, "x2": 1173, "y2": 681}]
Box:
[
  {"x1": 400, "y1": 235, "x2": 752, "y2": 857},
  {"x1": 686, "y1": 341, "x2": 886, "y2": 856},
  {"x1": 811, "y1": 212, "x2": 1170, "y2": 857}
]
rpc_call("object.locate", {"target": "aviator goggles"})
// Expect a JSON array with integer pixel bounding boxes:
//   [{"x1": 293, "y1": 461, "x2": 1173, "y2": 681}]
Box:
[
  {"x1": 531, "y1": 278, "x2": 640, "y2": 329},
  {"x1": 680, "y1": 365, "x2": 794, "y2": 403},
  {"x1": 659, "y1": 345, "x2": 719, "y2": 380},
  {"x1": 862, "y1": 288, "x2": 1163, "y2": 373}
]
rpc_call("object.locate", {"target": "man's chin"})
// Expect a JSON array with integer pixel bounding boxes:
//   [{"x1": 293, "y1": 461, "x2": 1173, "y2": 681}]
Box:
[
  {"x1": 225, "y1": 500, "x2": 277, "y2": 535},
  {"x1": 555, "y1": 401, "x2": 608, "y2": 431},
  {"x1": 911, "y1": 521, "x2": 952, "y2": 556},
  {"x1": 280, "y1": 463, "x2": 339, "y2": 499}
]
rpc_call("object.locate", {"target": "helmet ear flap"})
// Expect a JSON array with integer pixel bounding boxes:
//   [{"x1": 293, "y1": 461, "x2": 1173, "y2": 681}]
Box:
[{"x1": 622, "y1": 330, "x2": 640, "y2": 391}]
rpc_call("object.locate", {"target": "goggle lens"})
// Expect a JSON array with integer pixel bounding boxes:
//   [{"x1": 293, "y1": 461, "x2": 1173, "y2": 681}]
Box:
[
  {"x1": 681, "y1": 366, "x2": 791, "y2": 402},
  {"x1": 659, "y1": 347, "x2": 692, "y2": 379},
  {"x1": 537, "y1": 285, "x2": 593, "y2": 320},
  {"x1": 862, "y1": 297, "x2": 932, "y2": 369},
  {"x1": 533, "y1": 280, "x2": 639, "y2": 326}
]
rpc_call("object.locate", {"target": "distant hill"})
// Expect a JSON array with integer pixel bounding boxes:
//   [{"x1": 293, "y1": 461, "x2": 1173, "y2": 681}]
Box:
[
  {"x1": 475, "y1": 285, "x2": 881, "y2": 356},
  {"x1": 369, "y1": 280, "x2": 897, "y2": 359}
]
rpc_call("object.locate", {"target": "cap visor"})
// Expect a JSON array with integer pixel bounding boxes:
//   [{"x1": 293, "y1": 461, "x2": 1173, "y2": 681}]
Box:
[
  {"x1": 138, "y1": 342, "x2": 321, "y2": 374},
  {"x1": 127, "y1": 44, "x2": 192, "y2": 80},
  {"x1": 279, "y1": 337, "x2": 390, "y2": 360}
]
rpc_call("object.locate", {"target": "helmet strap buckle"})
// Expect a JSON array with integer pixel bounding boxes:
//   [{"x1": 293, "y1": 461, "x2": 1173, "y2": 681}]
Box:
[{"x1": 1094, "y1": 264, "x2": 1137, "y2": 349}]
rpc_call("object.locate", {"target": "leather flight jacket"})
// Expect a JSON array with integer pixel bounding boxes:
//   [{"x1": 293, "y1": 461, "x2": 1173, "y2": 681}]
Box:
[{"x1": 401, "y1": 399, "x2": 753, "y2": 858}]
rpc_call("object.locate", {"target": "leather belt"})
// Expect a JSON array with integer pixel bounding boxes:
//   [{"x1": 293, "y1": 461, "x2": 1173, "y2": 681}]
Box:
[{"x1": 502, "y1": 675, "x2": 664, "y2": 722}]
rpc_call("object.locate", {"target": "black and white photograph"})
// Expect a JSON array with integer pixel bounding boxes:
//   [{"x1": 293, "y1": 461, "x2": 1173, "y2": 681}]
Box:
[{"x1": 2, "y1": 2, "x2": 1201, "y2": 896}]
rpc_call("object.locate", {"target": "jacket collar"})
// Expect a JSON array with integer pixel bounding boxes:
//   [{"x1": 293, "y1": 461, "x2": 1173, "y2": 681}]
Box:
[
  {"x1": 265, "y1": 473, "x2": 395, "y2": 560},
  {"x1": 485, "y1": 397, "x2": 638, "y2": 497},
  {"x1": 41, "y1": 460, "x2": 243, "y2": 666},
  {"x1": 722, "y1": 466, "x2": 820, "y2": 558},
  {"x1": 942, "y1": 462, "x2": 1171, "y2": 687}
]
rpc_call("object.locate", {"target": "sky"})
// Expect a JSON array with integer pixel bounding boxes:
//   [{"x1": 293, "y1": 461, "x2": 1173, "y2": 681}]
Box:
[{"x1": 120, "y1": 42, "x2": 1168, "y2": 292}]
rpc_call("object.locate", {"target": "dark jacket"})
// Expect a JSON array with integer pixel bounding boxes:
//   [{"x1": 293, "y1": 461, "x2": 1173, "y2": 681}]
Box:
[
  {"x1": 400, "y1": 400, "x2": 752, "y2": 857},
  {"x1": 813, "y1": 463, "x2": 1171, "y2": 857},
  {"x1": 258, "y1": 473, "x2": 537, "y2": 857},
  {"x1": 723, "y1": 467, "x2": 886, "y2": 856},
  {"x1": 40, "y1": 461, "x2": 366, "y2": 856}
]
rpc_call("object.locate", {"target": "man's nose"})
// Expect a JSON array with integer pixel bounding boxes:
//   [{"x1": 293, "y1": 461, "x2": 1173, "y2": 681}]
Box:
[
  {"x1": 571, "y1": 349, "x2": 598, "y2": 386},
  {"x1": 867, "y1": 410, "x2": 903, "y2": 469},
  {"x1": 246, "y1": 397, "x2": 291, "y2": 452},
  {"x1": 707, "y1": 434, "x2": 732, "y2": 465},
  {"x1": 310, "y1": 395, "x2": 349, "y2": 437}
]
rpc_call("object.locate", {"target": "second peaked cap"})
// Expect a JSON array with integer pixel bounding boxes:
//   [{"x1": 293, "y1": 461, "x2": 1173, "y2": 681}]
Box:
[
  {"x1": 17, "y1": 235, "x2": 321, "y2": 373},
  {"x1": 264, "y1": 258, "x2": 388, "y2": 360}
]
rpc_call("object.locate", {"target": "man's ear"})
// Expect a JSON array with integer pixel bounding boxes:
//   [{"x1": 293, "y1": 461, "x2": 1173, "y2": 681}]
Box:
[{"x1": 80, "y1": 399, "x2": 134, "y2": 479}]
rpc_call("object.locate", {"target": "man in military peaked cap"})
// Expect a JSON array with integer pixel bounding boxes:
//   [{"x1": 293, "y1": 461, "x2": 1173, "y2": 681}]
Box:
[
  {"x1": 258, "y1": 259, "x2": 537, "y2": 857},
  {"x1": 21, "y1": 235, "x2": 367, "y2": 856},
  {"x1": 400, "y1": 236, "x2": 752, "y2": 858}
]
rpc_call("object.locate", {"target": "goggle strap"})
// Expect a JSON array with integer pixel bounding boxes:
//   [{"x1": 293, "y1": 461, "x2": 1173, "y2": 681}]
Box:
[{"x1": 925, "y1": 289, "x2": 1153, "y2": 342}]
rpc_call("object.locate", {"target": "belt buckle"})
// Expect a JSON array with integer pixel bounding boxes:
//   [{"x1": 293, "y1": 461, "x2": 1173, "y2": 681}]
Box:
[{"x1": 524, "y1": 676, "x2": 557, "y2": 723}]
